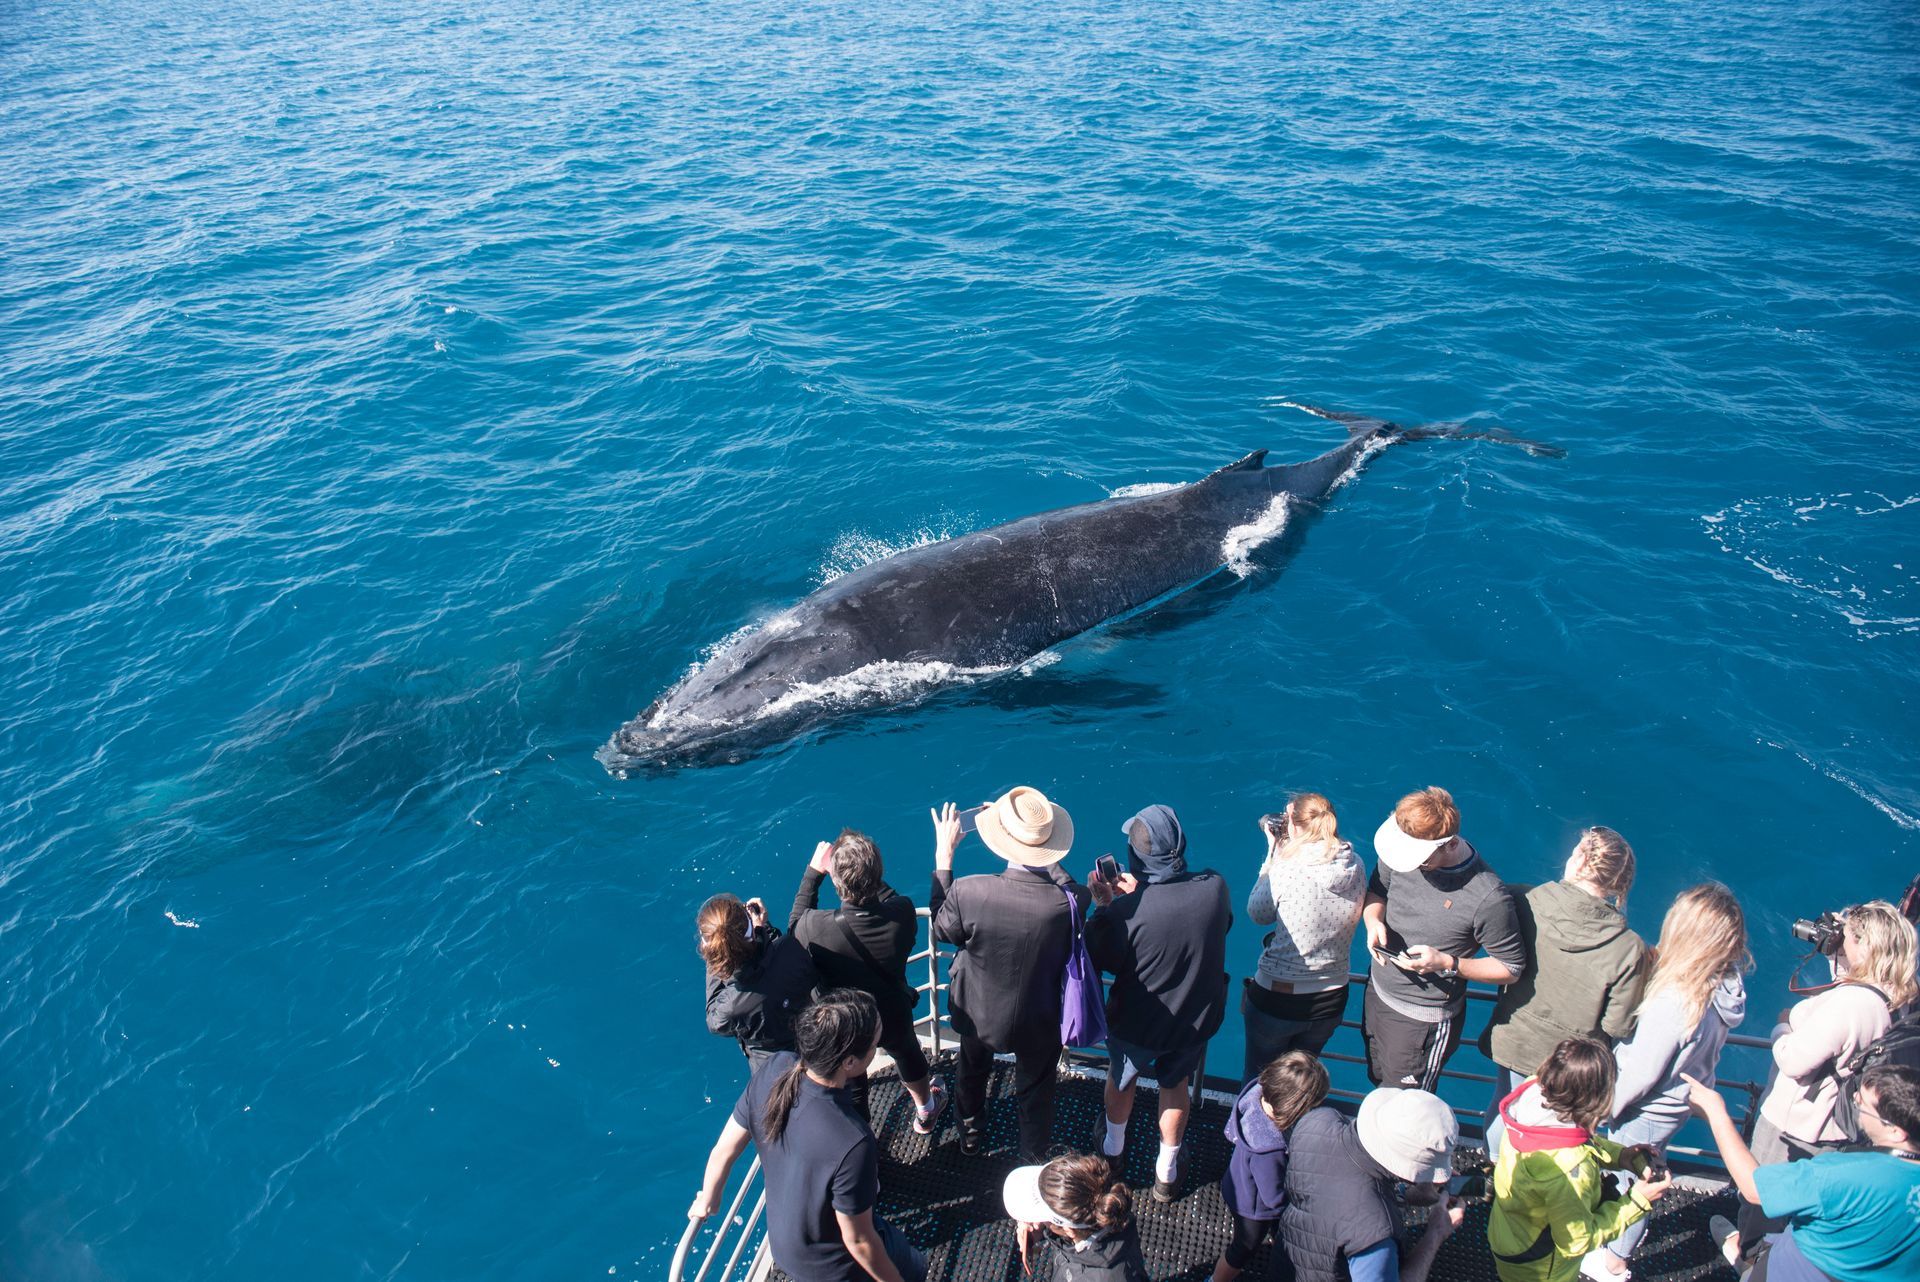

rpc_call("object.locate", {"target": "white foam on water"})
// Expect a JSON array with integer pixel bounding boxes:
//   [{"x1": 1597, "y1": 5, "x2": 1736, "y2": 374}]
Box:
[
  {"x1": 1766, "y1": 741, "x2": 1920, "y2": 831},
  {"x1": 164, "y1": 910, "x2": 200, "y2": 929},
  {"x1": 1221, "y1": 495, "x2": 1292, "y2": 578},
  {"x1": 1329, "y1": 433, "x2": 1393, "y2": 492},
  {"x1": 1108, "y1": 481, "x2": 1181, "y2": 499},
  {"x1": 1702, "y1": 493, "x2": 1920, "y2": 637},
  {"x1": 818, "y1": 520, "x2": 968, "y2": 583},
  {"x1": 752, "y1": 656, "x2": 1022, "y2": 722}
]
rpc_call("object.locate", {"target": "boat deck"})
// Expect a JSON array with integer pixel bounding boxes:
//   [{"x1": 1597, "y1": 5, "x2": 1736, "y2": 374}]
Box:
[{"x1": 812, "y1": 1061, "x2": 1741, "y2": 1282}]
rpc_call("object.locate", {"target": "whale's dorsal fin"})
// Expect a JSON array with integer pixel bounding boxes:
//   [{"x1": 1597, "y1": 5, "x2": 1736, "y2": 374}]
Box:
[{"x1": 1200, "y1": 449, "x2": 1267, "y2": 481}]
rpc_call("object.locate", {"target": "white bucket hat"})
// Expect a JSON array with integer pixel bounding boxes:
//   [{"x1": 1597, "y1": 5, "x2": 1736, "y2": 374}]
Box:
[
  {"x1": 1373, "y1": 814, "x2": 1454, "y2": 873},
  {"x1": 1002, "y1": 1163, "x2": 1093, "y2": 1229},
  {"x1": 1355, "y1": 1088, "x2": 1457, "y2": 1184},
  {"x1": 976, "y1": 786, "x2": 1075, "y2": 868}
]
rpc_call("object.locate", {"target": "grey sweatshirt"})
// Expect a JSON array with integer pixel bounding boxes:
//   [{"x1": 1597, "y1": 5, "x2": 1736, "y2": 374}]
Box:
[
  {"x1": 1609, "y1": 975, "x2": 1747, "y2": 1136},
  {"x1": 1247, "y1": 840, "x2": 1365, "y2": 989}
]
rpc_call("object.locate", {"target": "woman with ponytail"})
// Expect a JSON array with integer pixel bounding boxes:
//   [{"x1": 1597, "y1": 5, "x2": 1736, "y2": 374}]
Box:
[
  {"x1": 1243, "y1": 793, "x2": 1366, "y2": 1078},
  {"x1": 697, "y1": 892, "x2": 821, "y2": 1067},
  {"x1": 1002, "y1": 1152, "x2": 1150, "y2": 1282},
  {"x1": 1480, "y1": 827, "x2": 1647, "y2": 1146},
  {"x1": 689, "y1": 988, "x2": 926, "y2": 1282}
]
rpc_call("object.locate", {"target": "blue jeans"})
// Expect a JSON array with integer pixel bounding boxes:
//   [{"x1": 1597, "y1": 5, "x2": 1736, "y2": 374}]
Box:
[
  {"x1": 867, "y1": 1214, "x2": 927, "y2": 1282},
  {"x1": 1241, "y1": 986, "x2": 1344, "y2": 1083},
  {"x1": 1601, "y1": 1110, "x2": 1684, "y2": 1262}
]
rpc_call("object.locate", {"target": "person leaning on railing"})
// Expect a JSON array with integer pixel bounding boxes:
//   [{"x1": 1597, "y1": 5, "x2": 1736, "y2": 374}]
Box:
[
  {"x1": 787, "y1": 828, "x2": 948, "y2": 1134},
  {"x1": 1479, "y1": 826, "x2": 1647, "y2": 1151},
  {"x1": 1689, "y1": 1063, "x2": 1920, "y2": 1282},
  {"x1": 1731, "y1": 900, "x2": 1918, "y2": 1264},
  {"x1": 688, "y1": 989, "x2": 926, "y2": 1282},
  {"x1": 1242, "y1": 793, "x2": 1365, "y2": 1080},
  {"x1": 1360, "y1": 787, "x2": 1528, "y2": 1091},
  {"x1": 698, "y1": 891, "x2": 821, "y2": 1068},
  {"x1": 1586, "y1": 882, "x2": 1751, "y2": 1281}
]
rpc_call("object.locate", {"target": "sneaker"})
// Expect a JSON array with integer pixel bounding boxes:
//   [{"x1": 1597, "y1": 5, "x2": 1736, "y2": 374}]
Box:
[
  {"x1": 1151, "y1": 1153, "x2": 1182, "y2": 1204},
  {"x1": 1580, "y1": 1251, "x2": 1628, "y2": 1282},
  {"x1": 912, "y1": 1082, "x2": 947, "y2": 1136},
  {"x1": 1709, "y1": 1215, "x2": 1740, "y2": 1269}
]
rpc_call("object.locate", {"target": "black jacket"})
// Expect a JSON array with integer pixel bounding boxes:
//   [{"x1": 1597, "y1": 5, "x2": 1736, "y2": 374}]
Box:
[
  {"x1": 704, "y1": 929, "x2": 820, "y2": 1059},
  {"x1": 931, "y1": 863, "x2": 1090, "y2": 1047},
  {"x1": 1040, "y1": 1221, "x2": 1150, "y2": 1282},
  {"x1": 1086, "y1": 870, "x2": 1233, "y2": 1052},
  {"x1": 788, "y1": 867, "x2": 921, "y2": 1019}
]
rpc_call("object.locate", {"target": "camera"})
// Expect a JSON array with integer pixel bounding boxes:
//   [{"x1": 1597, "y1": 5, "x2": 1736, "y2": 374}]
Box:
[{"x1": 1792, "y1": 910, "x2": 1848, "y2": 957}]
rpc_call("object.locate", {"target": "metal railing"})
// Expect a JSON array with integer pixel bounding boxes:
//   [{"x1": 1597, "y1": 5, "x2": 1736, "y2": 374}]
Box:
[{"x1": 670, "y1": 908, "x2": 1771, "y2": 1281}]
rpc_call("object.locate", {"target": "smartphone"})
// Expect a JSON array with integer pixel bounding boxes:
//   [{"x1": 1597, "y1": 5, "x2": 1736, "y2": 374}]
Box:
[
  {"x1": 956, "y1": 804, "x2": 988, "y2": 834},
  {"x1": 1446, "y1": 1172, "x2": 1487, "y2": 1200},
  {"x1": 1095, "y1": 854, "x2": 1122, "y2": 885}
]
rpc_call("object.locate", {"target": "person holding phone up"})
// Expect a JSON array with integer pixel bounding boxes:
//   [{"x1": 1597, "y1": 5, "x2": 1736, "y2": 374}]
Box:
[{"x1": 1361, "y1": 787, "x2": 1527, "y2": 1091}]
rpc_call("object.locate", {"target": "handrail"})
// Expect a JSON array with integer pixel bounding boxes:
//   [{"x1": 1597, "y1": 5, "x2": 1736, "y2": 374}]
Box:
[{"x1": 672, "y1": 904, "x2": 1772, "y2": 1279}]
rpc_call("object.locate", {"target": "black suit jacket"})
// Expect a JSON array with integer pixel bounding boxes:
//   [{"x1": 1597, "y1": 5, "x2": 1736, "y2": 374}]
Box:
[{"x1": 930, "y1": 862, "x2": 1090, "y2": 1047}]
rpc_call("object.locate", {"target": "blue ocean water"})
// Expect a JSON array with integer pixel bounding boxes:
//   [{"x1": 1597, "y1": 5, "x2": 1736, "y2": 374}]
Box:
[{"x1": 3, "y1": 0, "x2": 1918, "y2": 1276}]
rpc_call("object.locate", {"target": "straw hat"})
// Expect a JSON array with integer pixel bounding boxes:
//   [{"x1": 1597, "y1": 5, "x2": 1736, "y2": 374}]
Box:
[{"x1": 976, "y1": 786, "x2": 1075, "y2": 867}]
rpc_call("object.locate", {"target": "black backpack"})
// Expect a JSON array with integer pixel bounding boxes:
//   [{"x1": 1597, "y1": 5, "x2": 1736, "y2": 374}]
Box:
[{"x1": 1832, "y1": 999, "x2": 1920, "y2": 1142}]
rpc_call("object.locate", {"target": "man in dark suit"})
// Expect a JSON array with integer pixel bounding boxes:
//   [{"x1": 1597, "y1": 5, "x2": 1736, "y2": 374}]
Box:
[{"x1": 930, "y1": 787, "x2": 1090, "y2": 1163}]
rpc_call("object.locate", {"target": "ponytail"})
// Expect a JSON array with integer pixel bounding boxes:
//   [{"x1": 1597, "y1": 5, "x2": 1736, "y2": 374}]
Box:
[
  {"x1": 1276, "y1": 792, "x2": 1342, "y2": 865},
  {"x1": 762, "y1": 988, "x2": 880, "y2": 1144},
  {"x1": 696, "y1": 894, "x2": 755, "y2": 978},
  {"x1": 1037, "y1": 1153, "x2": 1133, "y2": 1236}
]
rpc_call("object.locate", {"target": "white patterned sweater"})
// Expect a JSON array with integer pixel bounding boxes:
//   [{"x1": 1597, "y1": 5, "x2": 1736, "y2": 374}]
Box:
[{"x1": 1246, "y1": 840, "x2": 1367, "y2": 990}]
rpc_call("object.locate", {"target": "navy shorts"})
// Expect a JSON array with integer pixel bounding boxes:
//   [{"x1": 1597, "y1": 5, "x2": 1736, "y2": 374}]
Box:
[{"x1": 1105, "y1": 1037, "x2": 1205, "y2": 1091}]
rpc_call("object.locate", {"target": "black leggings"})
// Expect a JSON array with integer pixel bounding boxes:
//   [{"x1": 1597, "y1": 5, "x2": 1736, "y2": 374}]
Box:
[
  {"x1": 850, "y1": 1007, "x2": 932, "y2": 1122},
  {"x1": 1222, "y1": 1212, "x2": 1278, "y2": 1269}
]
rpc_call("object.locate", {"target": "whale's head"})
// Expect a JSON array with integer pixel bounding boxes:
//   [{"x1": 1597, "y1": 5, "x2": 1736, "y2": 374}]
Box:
[{"x1": 599, "y1": 611, "x2": 875, "y2": 770}]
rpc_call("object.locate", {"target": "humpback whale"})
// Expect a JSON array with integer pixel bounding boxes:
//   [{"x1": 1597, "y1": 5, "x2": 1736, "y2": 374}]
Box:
[{"x1": 601, "y1": 407, "x2": 1558, "y2": 769}]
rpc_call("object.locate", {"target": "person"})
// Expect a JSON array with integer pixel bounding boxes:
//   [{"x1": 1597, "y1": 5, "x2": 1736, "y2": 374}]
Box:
[
  {"x1": 930, "y1": 787, "x2": 1091, "y2": 1162},
  {"x1": 1487, "y1": 1036, "x2": 1674, "y2": 1282},
  {"x1": 1213, "y1": 1051, "x2": 1330, "y2": 1282},
  {"x1": 1691, "y1": 1063, "x2": 1920, "y2": 1282},
  {"x1": 699, "y1": 892, "x2": 820, "y2": 1066},
  {"x1": 1361, "y1": 787, "x2": 1527, "y2": 1090},
  {"x1": 1480, "y1": 827, "x2": 1647, "y2": 1149},
  {"x1": 789, "y1": 829, "x2": 947, "y2": 1132},
  {"x1": 1734, "y1": 900, "x2": 1919, "y2": 1260},
  {"x1": 1583, "y1": 883, "x2": 1749, "y2": 1280},
  {"x1": 688, "y1": 989, "x2": 925, "y2": 1282},
  {"x1": 1278, "y1": 1085, "x2": 1467, "y2": 1282},
  {"x1": 1003, "y1": 1152, "x2": 1151, "y2": 1282},
  {"x1": 1087, "y1": 803, "x2": 1233, "y2": 1200},
  {"x1": 1243, "y1": 793, "x2": 1366, "y2": 1079}
]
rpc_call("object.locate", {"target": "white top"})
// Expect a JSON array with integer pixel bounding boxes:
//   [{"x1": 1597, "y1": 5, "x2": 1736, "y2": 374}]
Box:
[{"x1": 1246, "y1": 839, "x2": 1366, "y2": 990}]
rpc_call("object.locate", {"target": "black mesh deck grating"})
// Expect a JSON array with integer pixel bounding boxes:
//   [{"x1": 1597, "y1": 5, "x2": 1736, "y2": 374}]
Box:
[{"x1": 772, "y1": 1058, "x2": 1742, "y2": 1282}]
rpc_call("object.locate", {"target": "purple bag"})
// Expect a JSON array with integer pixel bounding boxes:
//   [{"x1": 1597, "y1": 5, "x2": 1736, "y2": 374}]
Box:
[{"x1": 1059, "y1": 887, "x2": 1108, "y2": 1048}]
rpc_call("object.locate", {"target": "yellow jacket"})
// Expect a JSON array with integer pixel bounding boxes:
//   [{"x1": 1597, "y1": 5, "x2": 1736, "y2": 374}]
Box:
[{"x1": 1487, "y1": 1084, "x2": 1653, "y2": 1282}]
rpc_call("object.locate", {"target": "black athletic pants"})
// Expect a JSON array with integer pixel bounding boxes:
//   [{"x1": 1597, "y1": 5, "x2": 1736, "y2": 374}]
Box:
[
  {"x1": 1222, "y1": 1211, "x2": 1278, "y2": 1269},
  {"x1": 850, "y1": 1006, "x2": 934, "y2": 1123},
  {"x1": 957, "y1": 1024, "x2": 1061, "y2": 1163}
]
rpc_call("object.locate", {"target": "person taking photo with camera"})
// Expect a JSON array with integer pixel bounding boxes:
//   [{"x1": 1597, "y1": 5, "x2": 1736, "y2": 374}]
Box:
[{"x1": 1731, "y1": 900, "x2": 1918, "y2": 1263}]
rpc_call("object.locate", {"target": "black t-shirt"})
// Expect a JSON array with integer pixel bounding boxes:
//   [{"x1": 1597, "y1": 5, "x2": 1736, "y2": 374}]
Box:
[{"x1": 732, "y1": 1052, "x2": 879, "y2": 1282}]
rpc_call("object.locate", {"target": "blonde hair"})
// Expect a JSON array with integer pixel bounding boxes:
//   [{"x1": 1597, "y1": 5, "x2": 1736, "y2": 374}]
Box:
[
  {"x1": 1640, "y1": 883, "x2": 1750, "y2": 1027},
  {"x1": 1572, "y1": 826, "x2": 1636, "y2": 906},
  {"x1": 1277, "y1": 792, "x2": 1342, "y2": 865},
  {"x1": 1394, "y1": 787, "x2": 1460, "y2": 842},
  {"x1": 1846, "y1": 900, "x2": 1919, "y2": 1010}
]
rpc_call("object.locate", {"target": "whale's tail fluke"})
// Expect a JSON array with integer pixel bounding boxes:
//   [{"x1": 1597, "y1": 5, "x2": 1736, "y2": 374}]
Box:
[{"x1": 1275, "y1": 400, "x2": 1565, "y2": 459}]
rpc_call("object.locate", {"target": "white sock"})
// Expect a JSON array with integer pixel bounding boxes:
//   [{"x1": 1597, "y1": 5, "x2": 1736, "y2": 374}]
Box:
[
  {"x1": 1155, "y1": 1142, "x2": 1181, "y2": 1182},
  {"x1": 1102, "y1": 1119, "x2": 1127, "y2": 1156}
]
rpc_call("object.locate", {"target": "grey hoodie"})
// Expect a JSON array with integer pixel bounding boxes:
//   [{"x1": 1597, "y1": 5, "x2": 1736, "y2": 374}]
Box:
[
  {"x1": 1480, "y1": 879, "x2": 1649, "y2": 1075},
  {"x1": 1610, "y1": 975, "x2": 1747, "y2": 1136}
]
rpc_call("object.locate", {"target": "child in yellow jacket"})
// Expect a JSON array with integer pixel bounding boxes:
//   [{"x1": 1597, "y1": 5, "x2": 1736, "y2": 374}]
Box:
[{"x1": 1488, "y1": 1037, "x2": 1676, "y2": 1282}]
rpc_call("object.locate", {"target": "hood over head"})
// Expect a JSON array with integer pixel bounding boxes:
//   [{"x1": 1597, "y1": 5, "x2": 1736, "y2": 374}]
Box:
[
  {"x1": 1123, "y1": 804, "x2": 1188, "y2": 883},
  {"x1": 1227, "y1": 1080, "x2": 1288, "y2": 1155}
]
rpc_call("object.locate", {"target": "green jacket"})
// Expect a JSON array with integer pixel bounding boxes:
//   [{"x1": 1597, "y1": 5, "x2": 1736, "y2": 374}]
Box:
[
  {"x1": 1480, "y1": 880, "x2": 1647, "y2": 1076},
  {"x1": 1487, "y1": 1083, "x2": 1653, "y2": 1282}
]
